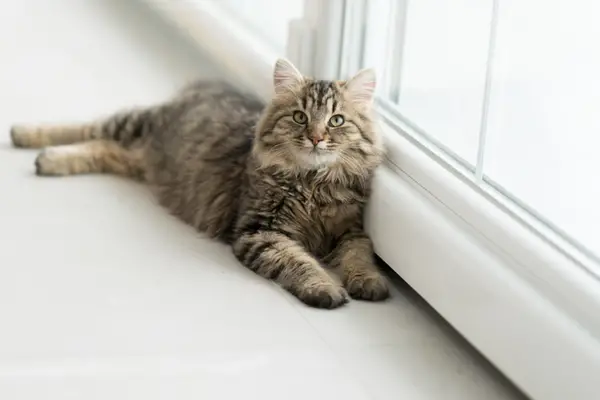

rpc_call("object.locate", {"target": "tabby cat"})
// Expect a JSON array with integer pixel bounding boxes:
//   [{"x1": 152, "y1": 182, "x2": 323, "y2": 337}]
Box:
[{"x1": 10, "y1": 58, "x2": 389, "y2": 309}]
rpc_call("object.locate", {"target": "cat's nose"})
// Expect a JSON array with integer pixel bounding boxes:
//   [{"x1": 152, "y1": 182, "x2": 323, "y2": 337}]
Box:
[{"x1": 310, "y1": 135, "x2": 324, "y2": 146}]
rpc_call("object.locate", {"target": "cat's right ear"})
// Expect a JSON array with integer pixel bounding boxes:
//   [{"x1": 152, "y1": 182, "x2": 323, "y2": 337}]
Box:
[{"x1": 273, "y1": 58, "x2": 304, "y2": 95}]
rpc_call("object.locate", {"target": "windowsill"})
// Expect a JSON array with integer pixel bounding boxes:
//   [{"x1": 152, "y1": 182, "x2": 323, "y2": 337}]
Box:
[{"x1": 140, "y1": 1, "x2": 600, "y2": 399}]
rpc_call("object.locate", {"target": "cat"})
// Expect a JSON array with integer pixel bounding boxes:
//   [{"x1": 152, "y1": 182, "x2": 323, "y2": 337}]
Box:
[{"x1": 10, "y1": 58, "x2": 389, "y2": 309}]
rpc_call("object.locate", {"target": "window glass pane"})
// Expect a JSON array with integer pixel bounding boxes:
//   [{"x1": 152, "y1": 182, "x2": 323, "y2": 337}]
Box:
[
  {"x1": 396, "y1": 0, "x2": 492, "y2": 164},
  {"x1": 484, "y1": 0, "x2": 600, "y2": 257},
  {"x1": 219, "y1": 0, "x2": 304, "y2": 52}
]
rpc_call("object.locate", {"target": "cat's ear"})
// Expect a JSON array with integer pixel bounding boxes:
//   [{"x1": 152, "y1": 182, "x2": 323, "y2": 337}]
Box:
[
  {"x1": 273, "y1": 58, "x2": 304, "y2": 95},
  {"x1": 345, "y1": 68, "x2": 376, "y2": 105}
]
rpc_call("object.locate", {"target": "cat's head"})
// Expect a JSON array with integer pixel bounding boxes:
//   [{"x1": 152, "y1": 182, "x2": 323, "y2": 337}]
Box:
[{"x1": 254, "y1": 58, "x2": 382, "y2": 174}]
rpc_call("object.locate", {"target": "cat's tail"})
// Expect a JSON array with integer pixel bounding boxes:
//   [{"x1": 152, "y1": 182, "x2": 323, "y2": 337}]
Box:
[
  {"x1": 10, "y1": 106, "x2": 160, "y2": 178},
  {"x1": 10, "y1": 107, "x2": 156, "y2": 149}
]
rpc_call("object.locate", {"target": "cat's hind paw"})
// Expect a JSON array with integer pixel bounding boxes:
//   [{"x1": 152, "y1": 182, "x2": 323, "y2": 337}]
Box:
[{"x1": 10, "y1": 125, "x2": 35, "y2": 148}]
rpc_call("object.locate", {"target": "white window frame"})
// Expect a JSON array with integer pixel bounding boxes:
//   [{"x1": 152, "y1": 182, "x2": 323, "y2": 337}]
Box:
[{"x1": 140, "y1": 1, "x2": 600, "y2": 399}]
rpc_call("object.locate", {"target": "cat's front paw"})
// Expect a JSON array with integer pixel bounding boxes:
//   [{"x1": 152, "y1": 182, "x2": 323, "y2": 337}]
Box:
[
  {"x1": 345, "y1": 272, "x2": 389, "y2": 301},
  {"x1": 295, "y1": 280, "x2": 349, "y2": 309}
]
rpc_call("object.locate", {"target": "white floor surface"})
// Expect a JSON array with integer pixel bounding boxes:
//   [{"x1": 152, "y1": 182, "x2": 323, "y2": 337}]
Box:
[{"x1": 0, "y1": 1, "x2": 527, "y2": 399}]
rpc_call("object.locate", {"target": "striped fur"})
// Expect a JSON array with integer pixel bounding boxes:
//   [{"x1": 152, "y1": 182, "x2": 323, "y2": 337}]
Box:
[{"x1": 10, "y1": 59, "x2": 388, "y2": 309}]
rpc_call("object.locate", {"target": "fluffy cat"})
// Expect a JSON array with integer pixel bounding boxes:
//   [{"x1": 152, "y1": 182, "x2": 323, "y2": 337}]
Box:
[{"x1": 10, "y1": 59, "x2": 389, "y2": 309}]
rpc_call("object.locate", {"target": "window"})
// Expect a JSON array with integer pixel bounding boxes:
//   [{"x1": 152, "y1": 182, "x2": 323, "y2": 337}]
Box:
[{"x1": 351, "y1": 0, "x2": 600, "y2": 274}]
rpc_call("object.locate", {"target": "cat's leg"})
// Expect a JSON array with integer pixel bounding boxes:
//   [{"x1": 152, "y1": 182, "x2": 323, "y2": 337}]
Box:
[
  {"x1": 327, "y1": 229, "x2": 389, "y2": 301},
  {"x1": 10, "y1": 108, "x2": 156, "y2": 149},
  {"x1": 11, "y1": 108, "x2": 158, "y2": 177},
  {"x1": 34, "y1": 140, "x2": 145, "y2": 179},
  {"x1": 11, "y1": 123, "x2": 100, "y2": 149},
  {"x1": 233, "y1": 231, "x2": 349, "y2": 309}
]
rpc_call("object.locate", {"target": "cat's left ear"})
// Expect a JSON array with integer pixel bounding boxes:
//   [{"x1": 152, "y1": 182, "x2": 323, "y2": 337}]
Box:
[{"x1": 345, "y1": 68, "x2": 376, "y2": 105}]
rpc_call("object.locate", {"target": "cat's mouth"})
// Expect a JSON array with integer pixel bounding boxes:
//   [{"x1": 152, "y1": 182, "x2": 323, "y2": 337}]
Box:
[{"x1": 302, "y1": 142, "x2": 331, "y2": 153}]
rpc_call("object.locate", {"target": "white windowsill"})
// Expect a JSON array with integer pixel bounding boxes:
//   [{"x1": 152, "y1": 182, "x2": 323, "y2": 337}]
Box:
[{"x1": 139, "y1": 1, "x2": 600, "y2": 399}]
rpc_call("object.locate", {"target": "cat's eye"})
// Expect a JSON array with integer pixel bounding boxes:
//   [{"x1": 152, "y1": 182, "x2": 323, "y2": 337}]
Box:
[
  {"x1": 328, "y1": 114, "x2": 345, "y2": 127},
  {"x1": 292, "y1": 111, "x2": 308, "y2": 124}
]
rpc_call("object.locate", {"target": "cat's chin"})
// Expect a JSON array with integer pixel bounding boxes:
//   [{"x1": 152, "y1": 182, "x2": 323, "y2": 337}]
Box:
[{"x1": 297, "y1": 148, "x2": 338, "y2": 169}]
